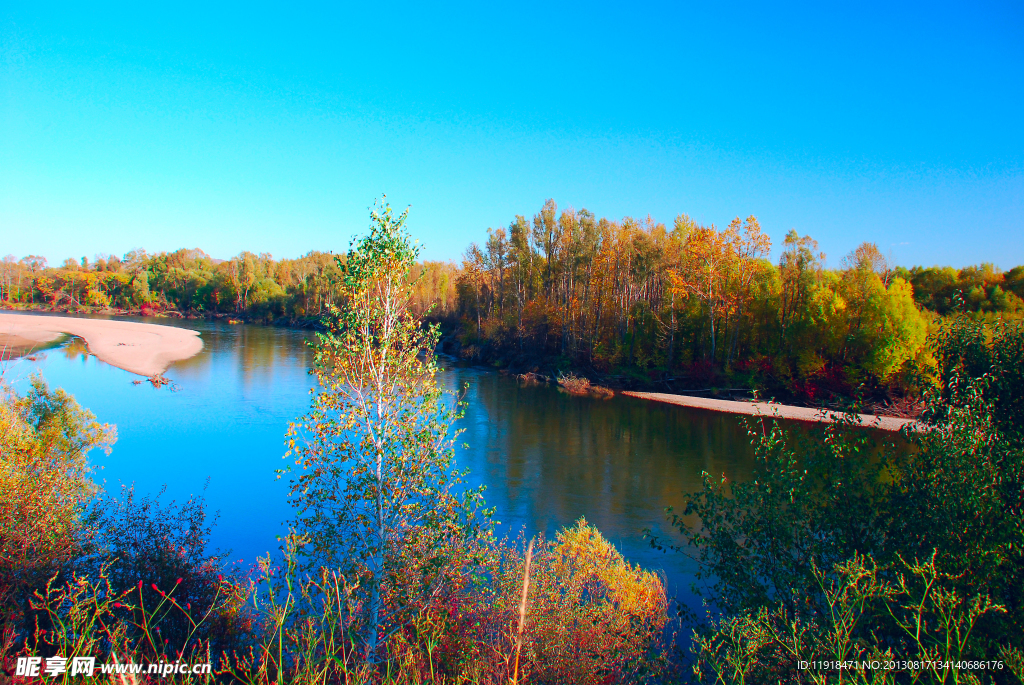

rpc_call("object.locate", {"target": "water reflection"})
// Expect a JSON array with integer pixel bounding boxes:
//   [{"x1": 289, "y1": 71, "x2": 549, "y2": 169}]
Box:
[
  {"x1": 11, "y1": 317, "x2": 759, "y2": 609},
  {"x1": 61, "y1": 336, "x2": 91, "y2": 363},
  {"x1": 8, "y1": 318, "x2": 314, "y2": 566},
  {"x1": 448, "y1": 366, "x2": 756, "y2": 603}
]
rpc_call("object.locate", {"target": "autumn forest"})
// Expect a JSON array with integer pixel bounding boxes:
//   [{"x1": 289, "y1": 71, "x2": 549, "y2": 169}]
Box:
[{"x1": 3, "y1": 200, "x2": 1022, "y2": 407}]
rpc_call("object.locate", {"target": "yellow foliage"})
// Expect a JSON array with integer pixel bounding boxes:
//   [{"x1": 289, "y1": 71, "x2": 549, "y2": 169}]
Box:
[
  {"x1": 85, "y1": 288, "x2": 110, "y2": 307},
  {"x1": 498, "y1": 518, "x2": 669, "y2": 684},
  {"x1": 0, "y1": 375, "x2": 116, "y2": 622},
  {"x1": 866, "y1": 276, "x2": 928, "y2": 380}
]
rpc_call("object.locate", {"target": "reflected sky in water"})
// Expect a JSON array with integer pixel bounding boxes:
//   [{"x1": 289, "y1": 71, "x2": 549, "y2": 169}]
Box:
[{"x1": 7, "y1": 317, "x2": 757, "y2": 609}]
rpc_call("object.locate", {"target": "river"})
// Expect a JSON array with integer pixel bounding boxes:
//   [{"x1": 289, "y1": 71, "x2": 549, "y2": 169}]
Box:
[{"x1": 7, "y1": 317, "x2": 758, "y2": 611}]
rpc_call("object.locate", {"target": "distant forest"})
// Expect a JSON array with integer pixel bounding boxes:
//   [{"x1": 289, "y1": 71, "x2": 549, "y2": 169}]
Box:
[{"x1": 3, "y1": 200, "x2": 1022, "y2": 406}]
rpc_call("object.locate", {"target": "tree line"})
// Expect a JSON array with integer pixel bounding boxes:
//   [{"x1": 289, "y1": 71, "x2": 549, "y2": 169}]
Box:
[
  {"x1": 0, "y1": 249, "x2": 459, "y2": 324},
  {"x1": 3, "y1": 200, "x2": 1022, "y2": 403},
  {"x1": 0, "y1": 249, "x2": 345, "y2": 322},
  {"x1": 451, "y1": 200, "x2": 1024, "y2": 403}
]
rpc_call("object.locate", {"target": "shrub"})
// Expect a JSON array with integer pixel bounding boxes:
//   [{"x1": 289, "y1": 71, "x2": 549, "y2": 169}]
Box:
[
  {"x1": 492, "y1": 520, "x2": 669, "y2": 684},
  {"x1": 656, "y1": 313, "x2": 1024, "y2": 680},
  {"x1": 556, "y1": 372, "x2": 592, "y2": 396},
  {"x1": 0, "y1": 375, "x2": 115, "y2": 633},
  {"x1": 83, "y1": 484, "x2": 247, "y2": 655},
  {"x1": 29, "y1": 563, "x2": 245, "y2": 681},
  {"x1": 927, "y1": 314, "x2": 1024, "y2": 440},
  {"x1": 692, "y1": 552, "x2": 1024, "y2": 685}
]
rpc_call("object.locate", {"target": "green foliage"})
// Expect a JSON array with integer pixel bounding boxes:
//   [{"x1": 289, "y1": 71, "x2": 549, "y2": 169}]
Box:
[
  {"x1": 859, "y1": 276, "x2": 928, "y2": 381},
  {"x1": 0, "y1": 374, "x2": 115, "y2": 629},
  {"x1": 898, "y1": 263, "x2": 1024, "y2": 318},
  {"x1": 657, "y1": 314, "x2": 1024, "y2": 681},
  {"x1": 692, "y1": 552, "x2": 1022, "y2": 685},
  {"x1": 283, "y1": 199, "x2": 493, "y2": 663},
  {"x1": 651, "y1": 411, "x2": 894, "y2": 620},
  {"x1": 0, "y1": 245, "x2": 456, "y2": 323},
  {"x1": 926, "y1": 313, "x2": 1024, "y2": 439},
  {"x1": 889, "y1": 368, "x2": 1024, "y2": 651}
]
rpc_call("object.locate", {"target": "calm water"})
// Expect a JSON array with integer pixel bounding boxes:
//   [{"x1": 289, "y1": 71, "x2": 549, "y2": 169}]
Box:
[{"x1": 7, "y1": 317, "x2": 758, "y2": 609}]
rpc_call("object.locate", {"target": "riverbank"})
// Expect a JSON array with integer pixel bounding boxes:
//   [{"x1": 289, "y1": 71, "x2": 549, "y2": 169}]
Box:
[
  {"x1": 621, "y1": 391, "x2": 920, "y2": 432},
  {"x1": 0, "y1": 312, "x2": 204, "y2": 377},
  {"x1": 0, "y1": 305, "x2": 922, "y2": 421},
  {"x1": 450, "y1": 332, "x2": 924, "y2": 421}
]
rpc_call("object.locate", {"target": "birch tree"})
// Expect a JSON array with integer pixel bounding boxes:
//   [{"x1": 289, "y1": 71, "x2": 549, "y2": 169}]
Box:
[
  {"x1": 669, "y1": 220, "x2": 736, "y2": 360},
  {"x1": 284, "y1": 199, "x2": 491, "y2": 664}
]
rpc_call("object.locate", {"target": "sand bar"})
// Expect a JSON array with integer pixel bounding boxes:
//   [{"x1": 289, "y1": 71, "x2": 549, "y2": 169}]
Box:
[
  {"x1": 621, "y1": 391, "x2": 920, "y2": 432},
  {"x1": 0, "y1": 313, "x2": 203, "y2": 377}
]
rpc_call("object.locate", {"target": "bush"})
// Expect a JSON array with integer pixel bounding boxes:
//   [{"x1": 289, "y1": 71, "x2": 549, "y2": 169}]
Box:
[
  {"x1": 494, "y1": 519, "x2": 669, "y2": 684},
  {"x1": 29, "y1": 562, "x2": 245, "y2": 680},
  {"x1": 0, "y1": 374, "x2": 254, "y2": 673},
  {"x1": 656, "y1": 313, "x2": 1024, "y2": 682},
  {"x1": 927, "y1": 314, "x2": 1024, "y2": 440},
  {"x1": 692, "y1": 552, "x2": 1024, "y2": 685},
  {"x1": 82, "y1": 484, "x2": 248, "y2": 655},
  {"x1": 0, "y1": 375, "x2": 115, "y2": 633},
  {"x1": 217, "y1": 521, "x2": 669, "y2": 685}
]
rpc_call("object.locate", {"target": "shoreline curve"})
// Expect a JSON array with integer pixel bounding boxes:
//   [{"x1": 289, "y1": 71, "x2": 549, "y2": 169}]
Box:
[
  {"x1": 0, "y1": 313, "x2": 203, "y2": 377},
  {"x1": 621, "y1": 391, "x2": 920, "y2": 433}
]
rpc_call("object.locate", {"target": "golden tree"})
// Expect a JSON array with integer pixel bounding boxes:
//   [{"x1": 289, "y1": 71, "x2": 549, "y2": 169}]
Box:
[{"x1": 669, "y1": 218, "x2": 739, "y2": 361}]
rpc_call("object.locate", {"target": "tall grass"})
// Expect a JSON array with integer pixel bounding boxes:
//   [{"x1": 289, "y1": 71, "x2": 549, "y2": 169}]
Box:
[{"x1": 4, "y1": 522, "x2": 672, "y2": 685}]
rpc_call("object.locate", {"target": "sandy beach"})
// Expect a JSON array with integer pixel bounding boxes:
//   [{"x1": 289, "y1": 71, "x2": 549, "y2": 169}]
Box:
[
  {"x1": 621, "y1": 391, "x2": 919, "y2": 432},
  {"x1": 0, "y1": 313, "x2": 203, "y2": 377}
]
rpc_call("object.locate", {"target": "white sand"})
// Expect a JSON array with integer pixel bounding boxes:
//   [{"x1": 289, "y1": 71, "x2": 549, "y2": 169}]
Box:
[
  {"x1": 0, "y1": 313, "x2": 203, "y2": 377},
  {"x1": 621, "y1": 391, "x2": 920, "y2": 432}
]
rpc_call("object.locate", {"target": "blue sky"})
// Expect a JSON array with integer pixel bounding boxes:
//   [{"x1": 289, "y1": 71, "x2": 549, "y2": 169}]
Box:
[{"x1": 2, "y1": 1, "x2": 1022, "y2": 268}]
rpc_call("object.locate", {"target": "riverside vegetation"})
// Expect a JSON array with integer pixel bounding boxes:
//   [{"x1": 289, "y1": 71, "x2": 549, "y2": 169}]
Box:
[
  {"x1": 1, "y1": 201, "x2": 1023, "y2": 683},
  {"x1": 3, "y1": 200, "x2": 1023, "y2": 408}
]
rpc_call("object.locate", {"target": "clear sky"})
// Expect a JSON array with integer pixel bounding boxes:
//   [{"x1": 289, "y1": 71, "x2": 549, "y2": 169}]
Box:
[{"x1": 2, "y1": 1, "x2": 1022, "y2": 269}]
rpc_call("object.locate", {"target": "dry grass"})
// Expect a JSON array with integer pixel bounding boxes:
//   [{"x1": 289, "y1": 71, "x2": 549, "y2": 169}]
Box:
[
  {"x1": 556, "y1": 372, "x2": 591, "y2": 395},
  {"x1": 557, "y1": 373, "x2": 614, "y2": 399},
  {"x1": 511, "y1": 539, "x2": 533, "y2": 685}
]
